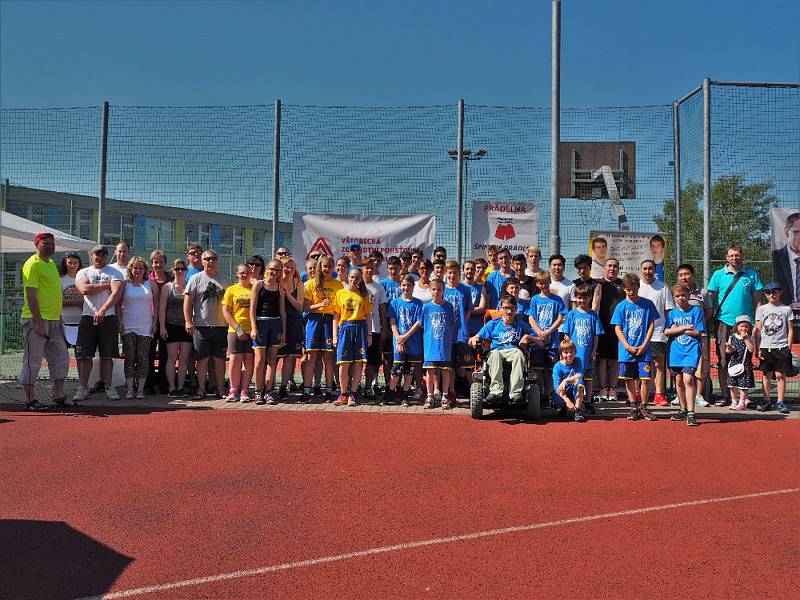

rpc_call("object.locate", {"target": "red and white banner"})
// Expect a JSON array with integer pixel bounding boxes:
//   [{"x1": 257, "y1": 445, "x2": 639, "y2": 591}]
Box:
[
  {"x1": 292, "y1": 212, "x2": 436, "y2": 260},
  {"x1": 470, "y1": 201, "x2": 540, "y2": 257}
]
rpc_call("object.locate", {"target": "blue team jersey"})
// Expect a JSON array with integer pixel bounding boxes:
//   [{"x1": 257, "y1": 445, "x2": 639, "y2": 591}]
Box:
[
  {"x1": 485, "y1": 270, "x2": 510, "y2": 310},
  {"x1": 380, "y1": 277, "x2": 402, "y2": 302},
  {"x1": 420, "y1": 301, "x2": 455, "y2": 362},
  {"x1": 443, "y1": 283, "x2": 474, "y2": 344},
  {"x1": 560, "y1": 308, "x2": 604, "y2": 370},
  {"x1": 665, "y1": 305, "x2": 705, "y2": 368},
  {"x1": 475, "y1": 317, "x2": 534, "y2": 351},
  {"x1": 610, "y1": 297, "x2": 659, "y2": 362},
  {"x1": 552, "y1": 356, "x2": 584, "y2": 389},
  {"x1": 466, "y1": 282, "x2": 485, "y2": 336},
  {"x1": 388, "y1": 296, "x2": 424, "y2": 356},
  {"x1": 527, "y1": 294, "x2": 568, "y2": 351}
]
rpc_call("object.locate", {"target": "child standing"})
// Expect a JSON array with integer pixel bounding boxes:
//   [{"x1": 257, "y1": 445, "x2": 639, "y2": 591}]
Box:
[
  {"x1": 551, "y1": 339, "x2": 587, "y2": 422},
  {"x1": 755, "y1": 281, "x2": 793, "y2": 413},
  {"x1": 420, "y1": 279, "x2": 455, "y2": 409},
  {"x1": 332, "y1": 268, "x2": 373, "y2": 406},
  {"x1": 610, "y1": 273, "x2": 659, "y2": 421},
  {"x1": 664, "y1": 284, "x2": 705, "y2": 426},
  {"x1": 560, "y1": 284, "x2": 604, "y2": 413},
  {"x1": 386, "y1": 275, "x2": 424, "y2": 405},
  {"x1": 527, "y1": 271, "x2": 568, "y2": 398},
  {"x1": 222, "y1": 264, "x2": 257, "y2": 403},
  {"x1": 726, "y1": 315, "x2": 756, "y2": 410},
  {"x1": 443, "y1": 260, "x2": 474, "y2": 404}
]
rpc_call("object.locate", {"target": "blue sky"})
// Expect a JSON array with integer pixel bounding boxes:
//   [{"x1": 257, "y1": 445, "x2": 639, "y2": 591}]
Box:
[{"x1": 2, "y1": 0, "x2": 798, "y2": 109}]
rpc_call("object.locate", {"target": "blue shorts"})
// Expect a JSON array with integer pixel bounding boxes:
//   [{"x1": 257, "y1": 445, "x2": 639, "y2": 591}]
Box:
[
  {"x1": 278, "y1": 315, "x2": 304, "y2": 357},
  {"x1": 393, "y1": 351, "x2": 423, "y2": 364},
  {"x1": 423, "y1": 360, "x2": 452, "y2": 370},
  {"x1": 336, "y1": 321, "x2": 368, "y2": 364},
  {"x1": 619, "y1": 361, "x2": 652, "y2": 380},
  {"x1": 252, "y1": 317, "x2": 282, "y2": 349},
  {"x1": 305, "y1": 313, "x2": 334, "y2": 351},
  {"x1": 452, "y1": 342, "x2": 476, "y2": 369},
  {"x1": 670, "y1": 365, "x2": 696, "y2": 376},
  {"x1": 551, "y1": 383, "x2": 585, "y2": 407}
]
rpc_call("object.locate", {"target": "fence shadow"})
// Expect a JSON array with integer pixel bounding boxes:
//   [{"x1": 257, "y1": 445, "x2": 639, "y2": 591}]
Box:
[{"x1": 0, "y1": 519, "x2": 133, "y2": 600}]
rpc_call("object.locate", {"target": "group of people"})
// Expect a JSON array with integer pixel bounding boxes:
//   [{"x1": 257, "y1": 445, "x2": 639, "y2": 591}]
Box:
[{"x1": 19, "y1": 232, "x2": 796, "y2": 422}]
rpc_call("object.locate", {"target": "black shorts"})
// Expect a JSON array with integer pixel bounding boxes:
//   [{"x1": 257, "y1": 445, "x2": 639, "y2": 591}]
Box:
[
  {"x1": 193, "y1": 326, "x2": 227, "y2": 360},
  {"x1": 596, "y1": 331, "x2": 619, "y2": 360},
  {"x1": 278, "y1": 315, "x2": 304, "y2": 358},
  {"x1": 452, "y1": 342, "x2": 475, "y2": 369},
  {"x1": 650, "y1": 341, "x2": 667, "y2": 357},
  {"x1": 227, "y1": 332, "x2": 254, "y2": 355},
  {"x1": 366, "y1": 333, "x2": 383, "y2": 367},
  {"x1": 760, "y1": 346, "x2": 791, "y2": 375},
  {"x1": 75, "y1": 315, "x2": 119, "y2": 359},
  {"x1": 165, "y1": 322, "x2": 192, "y2": 344}
]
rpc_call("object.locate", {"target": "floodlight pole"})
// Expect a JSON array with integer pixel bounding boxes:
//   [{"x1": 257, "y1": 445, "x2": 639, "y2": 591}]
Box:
[
  {"x1": 272, "y1": 99, "x2": 282, "y2": 256},
  {"x1": 550, "y1": 0, "x2": 561, "y2": 256},
  {"x1": 702, "y1": 78, "x2": 711, "y2": 288},
  {"x1": 98, "y1": 101, "x2": 109, "y2": 244},
  {"x1": 673, "y1": 100, "x2": 681, "y2": 266},
  {"x1": 456, "y1": 99, "x2": 465, "y2": 262}
]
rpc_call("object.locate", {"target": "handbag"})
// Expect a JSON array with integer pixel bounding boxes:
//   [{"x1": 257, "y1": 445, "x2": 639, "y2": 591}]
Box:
[{"x1": 727, "y1": 338, "x2": 748, "y2": 378}]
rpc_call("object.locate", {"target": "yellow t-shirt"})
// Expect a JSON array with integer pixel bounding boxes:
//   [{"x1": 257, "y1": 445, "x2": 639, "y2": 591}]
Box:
[
  {"x1": 481, "y1": 266, "x2": 495, "y2": 284},
  {"x1": 21, "y1": 254, "x2": 62, "y2": 321},
  {"x1": 222, "y1": 282, "x2": 253, "y2": 332},
  {"x1": 333, "y1": 288, "x2": 372, "y2": 323},
  {"x1": 305, "y1": 277, "x2": 344, "y2": 315}
]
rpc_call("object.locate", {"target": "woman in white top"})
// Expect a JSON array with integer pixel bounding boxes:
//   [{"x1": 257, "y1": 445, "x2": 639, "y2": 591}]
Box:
[
  {"x1": 119, "y1": 256, "x2": 157, "y2": 399},
  {"x1": 59, "y1": 252, "x2": 84, "y2": 349},
  {"x1": 412, "y1": 259, "x2": 434, "y2": 303}
]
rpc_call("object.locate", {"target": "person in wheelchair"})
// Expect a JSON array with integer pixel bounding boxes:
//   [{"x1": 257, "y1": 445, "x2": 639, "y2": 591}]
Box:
[{"x1": 468, "y1": 294, "x2": 542, "y2": 402}]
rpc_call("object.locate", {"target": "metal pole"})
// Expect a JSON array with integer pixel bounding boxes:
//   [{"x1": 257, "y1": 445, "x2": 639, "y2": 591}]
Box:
[
  {"x1": 98, "y1": 101, "x2": 109, "y2": 244},
  {"x1": 550, "y1": 0, "x2": 561, "y2": 256},
  {"x1": 456, "y1": 99, "x2": 465, "y2": 262},
  {"x1": 702, "y1": 78, "x2": 711, "y2": 288},
  {"x1": 0, "y1": 179, "x2": 8, "y2": 353},
  {"x1": 271, "y1": 99, "x2": 281, "y2": 256},
  {"x1": 673, "y1": 100, "x2": 681, "y2": 266}
]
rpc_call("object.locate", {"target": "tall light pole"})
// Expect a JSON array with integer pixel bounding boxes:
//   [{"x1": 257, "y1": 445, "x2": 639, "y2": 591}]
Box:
[
  {"x1": 550, "y1": 0, "x2": 561, "y2": 255},
  {"x1": 449, "y1": 147, "x2": 487, "y2": 261}
]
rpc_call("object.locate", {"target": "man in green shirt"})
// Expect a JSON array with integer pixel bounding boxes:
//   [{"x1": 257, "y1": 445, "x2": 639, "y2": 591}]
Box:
[{"x1": 20, "y1": 232, "x2": 69, "y2": 410}]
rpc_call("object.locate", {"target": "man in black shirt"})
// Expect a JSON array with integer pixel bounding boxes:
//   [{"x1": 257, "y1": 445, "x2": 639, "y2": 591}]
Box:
[
  {"x1": 595, "y1": 258, "x2": 625, "y2": 401},
  {"x1": 572, "y1": 254, "x2": 602, "y2": 311}
]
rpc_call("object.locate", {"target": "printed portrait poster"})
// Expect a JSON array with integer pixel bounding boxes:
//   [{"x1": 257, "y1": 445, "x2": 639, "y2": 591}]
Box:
[
  {"x1": 471, "y1": 201, "x2": 539, "y2": 256},
  {"x1": 769, "y1": 207, "x2": 800, "y2": 308},
  {"x1": 292, "y1": 212, "x2": 436, "y2": 262},
  {"x1": 589, "y1": 230, "x2": 668, "y2": 280}
]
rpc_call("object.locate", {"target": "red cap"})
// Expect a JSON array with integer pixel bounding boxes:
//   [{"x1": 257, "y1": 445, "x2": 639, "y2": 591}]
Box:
[{"x1": 34, "y1": 231, "x2": 54, "y2": 244}]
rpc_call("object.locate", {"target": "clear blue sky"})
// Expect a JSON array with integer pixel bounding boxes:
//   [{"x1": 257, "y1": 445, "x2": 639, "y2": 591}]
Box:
[{"x1": 2, "y1": 0, "x2": 798, "y2": 109}]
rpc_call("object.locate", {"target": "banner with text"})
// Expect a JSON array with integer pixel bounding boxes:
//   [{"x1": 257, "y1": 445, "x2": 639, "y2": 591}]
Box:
[
  {"x1": 292, "y1": 212, "x2": 436, "y2": 261},
  {"x1": 589, "y1": 230, "x2": 668, "y2": 281},
  {"x1": 471, "y1": 201, "x2": 539, "y2": 256}
]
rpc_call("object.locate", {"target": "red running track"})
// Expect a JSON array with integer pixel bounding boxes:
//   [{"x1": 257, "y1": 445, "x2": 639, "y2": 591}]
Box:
[{"x1": 1, "y1": 409, "x2": 798, "y2": 599}]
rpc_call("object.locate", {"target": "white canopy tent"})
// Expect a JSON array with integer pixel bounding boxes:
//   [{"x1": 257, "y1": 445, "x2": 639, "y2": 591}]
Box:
[{"x1": 0, "y1": 210, "x2": 96, "y2": 253}]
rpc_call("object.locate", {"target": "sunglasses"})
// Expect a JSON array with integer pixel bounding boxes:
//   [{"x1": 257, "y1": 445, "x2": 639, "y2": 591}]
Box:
[
  {"x1": 237, "y1": 272, "x2": 248, "y2": 277},
  {"x1": 202, "y1": 256, "x2": 217, "y2": 262},
  {"x1": 188, "y1": 250, "x2": 201, "y2": 256},
  {"x1": 268, "y1": 267, "x2": 281, "y2": 272},
  {"x1": 276, "y1": 251, "x2": 288, "y2": 256},
  {"x1": 309, "y1": 255, "x2": 321, "y2": 260},
  {"x1": 174, "y1": 267, "x2": 187, "y2": 272}
]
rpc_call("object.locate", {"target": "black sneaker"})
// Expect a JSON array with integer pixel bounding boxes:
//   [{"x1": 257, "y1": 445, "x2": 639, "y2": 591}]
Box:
[
  {"x1": 312, "y1": 386, "x2": 322, "y2": 399},
  {"x1": 627, "y1": 406, "x2": 642, "y2": 421},
  {"x1": 88, "y1": 380, "x2": 106, "y2": 394},
  {"x1": 289, "y1": 380, "x2": 299, "y2": 392},
  {"x1": 323, "y1": 389, "x2": 334, "y2": 403},
  {"x1": 640, "y1": 406, "x2": 657, "y2": 421},
  {"x1": 168, "y1": 388, "x2": 182, "y2": 399},
  {"x1": 756, "y1": 401, "x2": 771, "y2": 412},
  {"x1": 278, "y1": 386, "x2": 288, "y2": 399},
  {"x1": 574, "y1": 410, "x2": 586, "y2": 423},
  {"x1": 300, "y1": 391, "x2": 311, "y2": 403},
  {"x1": 670, "y1": 409, "x2": 687, "y2": 421},
  {"x1": 686, "y1": 412, "x2": 699, "y2": 427},
  {"x1": 380, "y1": 390, "x2": 395, "y2": 405}
]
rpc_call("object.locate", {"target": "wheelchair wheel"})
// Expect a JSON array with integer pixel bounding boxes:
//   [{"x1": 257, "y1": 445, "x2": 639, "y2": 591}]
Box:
[
  {"x1": 526, "y1": 383, "x2": 541, "y2": 421},
  {"x1": 469, "y1": 381, "x2": 484, "y2": 419}
]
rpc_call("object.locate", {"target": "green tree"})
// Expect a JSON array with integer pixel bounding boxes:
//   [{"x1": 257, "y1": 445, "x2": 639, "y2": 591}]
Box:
[{"x1": 654, "y1": 174, "x2": 777, "y2": 280}]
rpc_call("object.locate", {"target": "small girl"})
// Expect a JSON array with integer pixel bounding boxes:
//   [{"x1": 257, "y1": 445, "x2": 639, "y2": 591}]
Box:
[
  {"x1": 332, "y1": 268, "x2": 373, "y2": 406},
  {"x1": 725, "y1": 314, "x2": 755, "y2": 410}
]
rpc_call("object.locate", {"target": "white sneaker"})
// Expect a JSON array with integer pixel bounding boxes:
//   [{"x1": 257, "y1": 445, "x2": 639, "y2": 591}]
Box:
[
  {"x1": 125, "y1": 389, "x2": 136, "y2": 399},
  {"x1": 73, "y1": 386, "x2": 89, "y2": 402},
  {"x1": 413, "y1": 388, "x2": 426, "y2": 401},
  {"x1": 695, "y1": 394, "x2": 709, "y2": 408},
  {"x1": 135, "y1": 389, "x2": 145, "y2": 400},
  {"x1": 106, "y1": 387, "x2": 120, "y2": 400},
  {"x1": 671, "y1": 397, "x2": 680, "y2": 406}
]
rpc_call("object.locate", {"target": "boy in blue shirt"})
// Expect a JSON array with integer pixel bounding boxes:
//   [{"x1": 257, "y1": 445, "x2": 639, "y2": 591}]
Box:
[
  {"x1": 664, "y1": 283, "x2": 705, "y2": 426},
  {"x1": 462, "y1": 259, "x2": 488, "y2": 337},
  {"x1": 560, "y1": 284, "x2": 604, "y2": 413},
  {"x1": 611, "y1": 273, "x2": 659, "y2": 421},
  {"x1": 527, "y1": 270, "x2": 568, "y2": 398},
  {"x1": 420, "y1": 279, "x2": 455, "y2": 409},
  {"x1": 444, "y1": 260, "x2": 475, "y2": 404},
  {"x1": 500, "y1": 277, "x2": 530, "y2": 315},
  {"x1": 469, "y1": 294, "x2": 538, "y2": 403},
  {"x1": 385, "y1": 275, "x2": 424, "y2": 406},
  {"x1": 380, "y1": 256, "x2": 403, "y2": 302},
  {"x1": 552, "y1": 338, "x2": 587, "y2": 422},
  {"x1": 485, "y1": 247, "x2": 513, "y2": 309}
]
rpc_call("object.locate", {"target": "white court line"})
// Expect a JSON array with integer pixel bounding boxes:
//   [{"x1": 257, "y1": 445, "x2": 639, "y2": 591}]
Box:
[{"x1": 77, "y1": 487, "x2": 799, "y2": 600}]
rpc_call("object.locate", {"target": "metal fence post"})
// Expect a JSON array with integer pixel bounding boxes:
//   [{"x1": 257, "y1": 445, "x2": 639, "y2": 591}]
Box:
[
  {"x1": 702, "y1": 78, "x2": 711, "y2": 288},
  {"x1": 0, "y1": 178, "x2": 8, "y2": 353},
  {"x1": 456, "y1": 99, "x2": 465, "y2": 262},
  {"x1": 272, "y1": 99, "x2": 281, "y2": 256},
  {"x1": 550, "y1": 0, "x2": 561, "y2": 256},
  {"x1": 673, "y1": 100, "x2": 681, "y2": 266},
  {"x1": 98, "y1": 101, "x2": 109, "y2": 244}
]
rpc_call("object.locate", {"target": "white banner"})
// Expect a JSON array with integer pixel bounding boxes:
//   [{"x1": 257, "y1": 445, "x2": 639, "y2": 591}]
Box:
[
  {"x1": 589, "y1": 230, "x2": 668, "y2": 281},
  {"x1": 292, "y1": 212, "x2": 436, "y2": 261},
  {"x1": 470, "y1": 201, "x2": 539, "y2": 257}
]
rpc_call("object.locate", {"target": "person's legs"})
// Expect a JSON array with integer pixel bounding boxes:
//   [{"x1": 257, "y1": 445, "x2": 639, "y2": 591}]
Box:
[
  {"x1": 322, "y1": 351, "x2": 336, "y2": 390},
  {"x1": 195, "y1": 357, "x2": 209, "y2": 395},
  {"x1": 20, "y1": 320, "x2": 45, "y2": 403},
  {"x1": 134, "y1": 335, "x2": 150, "y2": 395},
  {"x1": 101, "y1": 358, "x2": 114, "y2": 390},
  {"x1": 486, "y1": 352, "x2": 505, "y2": 397},
  {"x1": 776, "y1": 372, "x2": 786, "y2": 403},
  {"x1": 177, "y1": 342, "x2": 191, "y2": 390},
  {"x1": 715, "y1": 321, "x2": 730, "y2": 401},
  {"x1": 683, "y1": 372, "x2": 696, "y2": 413},
  {"x1": 265, "y1": 347, "x2": 279, "y2": 391},
  {"x1": 122, "y1": 333, "x2": 137, "y2": 393},
  {"x1": 505, "y1": 348, "x2": 526, "y2": 399},
  {"x1": 653, "y1": 353, "x2": 666, "y2": 397},
  {"x1": 228, "y1": 354, "x2": 243, "y2": 395},
  {"x1": 675, "y1": 372, "x2": 687, "y2": 410},
  {"x1": 302, "y1": 351, "x2": 317, "y2": 388},
  {"x1": 212, "y1": 356, "x2": 226, "y2": 396},
  {"x1": 240, "y1": 353, "x2": 254, "y2": 395},
  {"x1": 166, "y1": 343, "x2": 179, "y2": 391},
  {"x1": 762, "y1": 370, "x2": 773, "y2": 404},
  {"x1": 607, "y1": 359, "x2": 619, "y2": 400},
  {"x1": 254, "y1": 348, "x2": 267, "y2": 392},
  {"x1": 79, "y1": 358, "x2": 93, "y2": 388},
  {"x1": 349, "y1": 362, "x2": 364, "y2": 395}
]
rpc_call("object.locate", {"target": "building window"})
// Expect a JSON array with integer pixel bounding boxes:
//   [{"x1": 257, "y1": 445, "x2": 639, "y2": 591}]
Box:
[
  {"x1": 145, "y1": 216, "x2": 175, "y2": 251},
  {"x1": 74, "y1": 208, "x2": 93, "y2": 240},
  {"x1": 102, "y1": 212, "x2": 135, "y2": 248},
  {"x1": 185, "y1": 223, "x2": 211, "y2": 250}
]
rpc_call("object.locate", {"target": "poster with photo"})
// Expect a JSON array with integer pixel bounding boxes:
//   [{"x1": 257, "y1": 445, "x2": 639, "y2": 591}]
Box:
[
  {"x1": 589, "y1": 230, "x2": 667, "y2": 280},
  {"x1": 769, "y1": 206, "x2": 800, "y2": 307}
]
